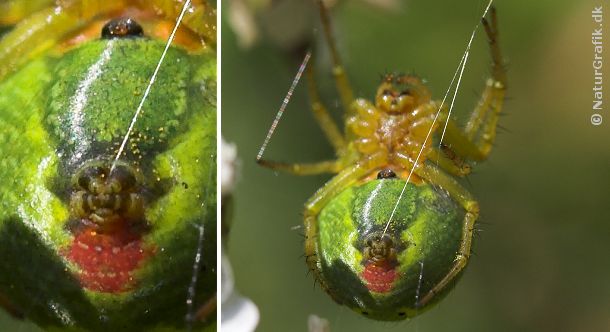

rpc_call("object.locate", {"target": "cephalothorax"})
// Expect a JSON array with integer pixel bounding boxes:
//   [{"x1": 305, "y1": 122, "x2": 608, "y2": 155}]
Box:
[
  {"x1": 259, "y1": 2, "x2": 506, "y2": 321},
  {"x1": 0, "y1": 1, "x2": 216, "y2": 330}
]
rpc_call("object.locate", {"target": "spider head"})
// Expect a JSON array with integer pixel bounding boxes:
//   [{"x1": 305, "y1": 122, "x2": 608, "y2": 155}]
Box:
[{"x1": 375, "y1": 74, "x2": 431, "y2": 114}]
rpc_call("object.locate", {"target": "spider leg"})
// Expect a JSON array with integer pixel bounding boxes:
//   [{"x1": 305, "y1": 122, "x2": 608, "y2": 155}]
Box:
[
  {"x1": 259, "y1": 52, "x2": 357, "y2": 176},
  {"x1": 302, "y1": 152, "x2": 388, "y2": 292},
  {"x1": 0, "y1": 0, "x2": 213, "y2": 81},
  {"x1": 0, "y1": 1, "x2": 134, "y2": 81},
  {"x1": 428, "y1": 147, "x2": 471, "y2": 177},
  {"x1": 316, "y1": 0, "x2": 354, "y2": 114},
  {"x1": 0, "y1": 0, "x2": 53, "y2": 25},
  {"x1": 144, "y1": 0, "x2": 216, "y2": 46},
  {"x1": 440, "y1": 7, "x2": 506, "y2": 161},
  {"x1": 257, "y1": 159, "x2": 341, "y2": 176},
  {"x1": 306, "y1": 56, "x2": 347, "y2": 153},
  {"x1": 304, "y1": 152, "x2": 387, "y2": 213},
  {"x1": 482, "y1": 7, "x2": 506, "y2": 87},
  {"x1": 414, "y1": 163, "x2": 479, "y2": 306}
]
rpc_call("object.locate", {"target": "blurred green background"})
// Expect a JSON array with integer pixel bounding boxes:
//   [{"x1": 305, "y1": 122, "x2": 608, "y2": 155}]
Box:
[{"x1": 223, "y1": 0, "x2": 609, "y2": 331}]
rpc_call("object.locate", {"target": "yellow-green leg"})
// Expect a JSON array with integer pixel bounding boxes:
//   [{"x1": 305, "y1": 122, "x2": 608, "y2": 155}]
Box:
[
  {"x1": 306, "y1": 60, "x2": 346, "y2": 153},
  {"x1": 0, "y1": 0, "x2": 127, "y2": 81},
  {"x1": 0, "y1": 0, "x2": 53, "y2": 25},
  {"x1": 316, "y1": 0, "x2": 354, "y2": 114},
  {"x1": 143, "y1": 0, "x2": 216, "y2": 46},
  {"x1": 428, "y1": 147, "x2": 471, "y2": 177},
  {"x1": 302, "y1": 152, "x2": 388, "y2": 294},
  {"x1": 440, "y1": 7, "x2": 506, "y2": 161},
  {"x1": 414, "y1": 163, "x2": 479, "y2": 306},
  {"x1": 0, "y1": 0, "x2": 213, "y2": 81},
  {"x1": 257, "y1": 159, "x2": 341, "y2": 175},
  {"x1": 465, "y1": 7, "x2": 506, "y2": 137},
  {"x1": 304, "y1": 152, "x2": 387, "y2": 213}
]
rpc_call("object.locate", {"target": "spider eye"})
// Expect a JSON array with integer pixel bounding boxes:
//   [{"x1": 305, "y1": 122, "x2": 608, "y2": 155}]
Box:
[
  {"x1": 109, "y1": 165, "x2": 137, "y2": 190},
  {"x1": 101, "y1": 17, "x2": 144, "y2": 39},
  {"x1": 382, "y1": 89, "x2": 392, "y2": 96},
  {"x1": 377, "y1": 169, "x2": 397, "y2": 179},
  {"x1": 399, "y1": 89, "x2": 411, "y2": 96}
]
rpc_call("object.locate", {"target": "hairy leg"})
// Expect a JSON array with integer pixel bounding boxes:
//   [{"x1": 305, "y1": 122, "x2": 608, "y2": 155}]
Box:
[
  {"x1": 303, "y1": 152, "x2": 387, "y2": 292},
  {"x1": 306, "y1": 58, "x2": 346, "y2": 153},
  {"x1": 439, "y1": 7, "x2": 506, "y2": 161},
  {"x1": 316, "y1": 0, "x2": 354, "y2": 114},
  {"x1": 257, "y1": 159, "x2": 341, "y2": 176},
  {"x1": 414, "y1": 163, "x2": 479, "y2": 306}
]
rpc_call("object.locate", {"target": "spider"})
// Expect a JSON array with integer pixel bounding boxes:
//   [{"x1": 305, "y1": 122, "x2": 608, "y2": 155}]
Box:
[{"x1": 259, "y1": 1, "x2": 506, "y2": 321}]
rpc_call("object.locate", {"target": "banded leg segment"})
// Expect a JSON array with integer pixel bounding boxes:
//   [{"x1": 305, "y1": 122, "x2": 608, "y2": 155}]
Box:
[
  {"x1": 257, "y1": 159, "x2": 340, "y2": 176},
  {"x1": 316, "y1": 0, "x2": 354, "y2": 114},
  {"x1": 428, "y1": 147, "x2": 471, "y2": 177},
  {"x1": 415, "y1": 163, "x2": 479, "y2": 306},
  {"x1": 443, "y1": 6, "x2": 505, "y2": 161},
  {"x1": 465, "y1": 6, "x2": 506, "y2": 137},
  {"x1": 481, "y1": 7, "x2": 506, "y2": 87},
  {"x1": 306, "y1": 59, "x2": 346, "y2": 153}
]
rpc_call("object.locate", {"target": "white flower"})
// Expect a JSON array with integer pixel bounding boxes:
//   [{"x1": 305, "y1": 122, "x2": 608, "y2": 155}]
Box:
[
  {"x1": 220, "y1": 136, "x2": 259, "y2": 332},
  {"x1": 221, "y1": 138, "x2": 238, "y2": 197}
]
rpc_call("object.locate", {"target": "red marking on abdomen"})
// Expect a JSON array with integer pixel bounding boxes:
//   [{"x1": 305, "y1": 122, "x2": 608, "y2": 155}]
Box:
[
  {"x1": 66, "y1": 224, "x2": 150, "y2": 293},
  {"x1": 361, "y1": 262, "x2": 399, "y2": 293}
]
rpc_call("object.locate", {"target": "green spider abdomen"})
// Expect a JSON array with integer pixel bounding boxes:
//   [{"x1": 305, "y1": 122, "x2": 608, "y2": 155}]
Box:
[
  {"x1": 314, "y1": 177, "x2": 466, "y2": 320},
  {"x1": 0, "y1": 18, "x2": 216, "y2": 329}
]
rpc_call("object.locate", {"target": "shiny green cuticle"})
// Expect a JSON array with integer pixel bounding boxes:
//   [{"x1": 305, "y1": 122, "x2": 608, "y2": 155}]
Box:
[
  {"x1": 317, "y1": 179, "x2": 465, "y2": 321},
  {"x1": 0, "y1": 36, "x2": 216, "y2": 331}
]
